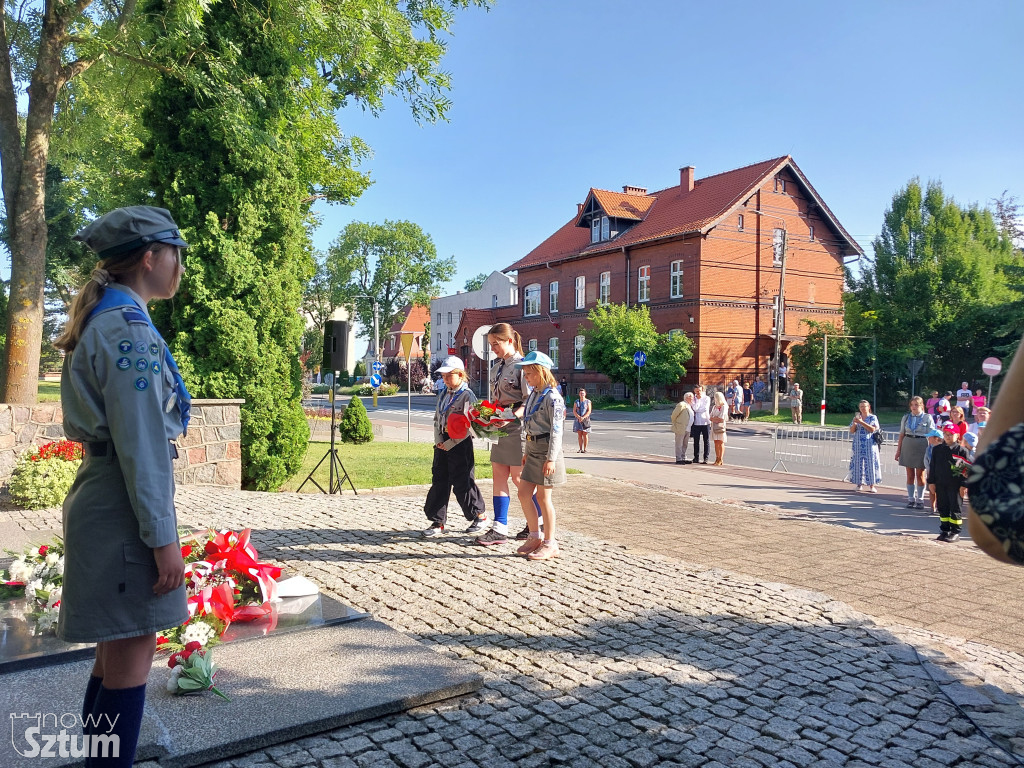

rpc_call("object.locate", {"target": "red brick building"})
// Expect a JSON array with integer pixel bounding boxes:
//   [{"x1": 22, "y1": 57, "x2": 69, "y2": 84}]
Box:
[{"x1": 455, "y1": 156, "x2": 863, "y2": 398}]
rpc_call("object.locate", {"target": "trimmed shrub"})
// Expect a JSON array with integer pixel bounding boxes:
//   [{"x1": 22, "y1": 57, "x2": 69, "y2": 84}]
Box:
[
  {"x1": 337, "y1": 396, "x2": 374, "y2": 444},
  {"x1": 8, "y1": 441, "x2": 83, "y2": 510}
]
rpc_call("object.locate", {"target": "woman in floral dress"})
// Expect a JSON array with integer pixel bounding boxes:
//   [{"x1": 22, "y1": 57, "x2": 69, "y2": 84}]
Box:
[{"x1": 849, "y1": 399, "x2": 882, "y2": 492}]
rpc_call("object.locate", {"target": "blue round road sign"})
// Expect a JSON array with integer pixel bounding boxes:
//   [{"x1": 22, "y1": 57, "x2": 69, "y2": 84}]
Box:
[
  {"x1": 370, "y1": 373, "x2": 382, "y2": 387},
  {"x1": 633, "y1": 351, "x2": 647, "y2": 367},
  {"x1": 372, "y1": 361, "x2": 385, "y2": 372}
]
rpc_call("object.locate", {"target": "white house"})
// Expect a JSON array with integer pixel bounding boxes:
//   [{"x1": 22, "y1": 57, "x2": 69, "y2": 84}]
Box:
[{"x1": 429, "y1": 271, "x2": 517, "y2": 357}]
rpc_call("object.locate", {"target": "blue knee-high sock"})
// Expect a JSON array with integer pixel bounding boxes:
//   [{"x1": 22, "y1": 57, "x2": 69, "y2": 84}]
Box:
[
  {"x1": 82, "y1": 675, "x2": 103, "y2": 734},
  {"x1": 86, "y1": 684, "x2": 146, "y2": 768},
  {"x1": 532, "y1": 494, "x2": 544, "y2": 529},
  {"x1": 492, "y1": 495, "x2": 510, "y2": 526}
]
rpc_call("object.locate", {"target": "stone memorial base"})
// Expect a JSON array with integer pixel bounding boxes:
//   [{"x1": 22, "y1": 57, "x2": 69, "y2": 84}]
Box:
[{"x1": 1, "y1": 599, "x2": 482, "y2": 767}]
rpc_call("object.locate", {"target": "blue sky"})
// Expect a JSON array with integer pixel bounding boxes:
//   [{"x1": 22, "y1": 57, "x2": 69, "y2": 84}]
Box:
[{"x1": 312, "y1": 0, "x2": 1024, "y2": 297}]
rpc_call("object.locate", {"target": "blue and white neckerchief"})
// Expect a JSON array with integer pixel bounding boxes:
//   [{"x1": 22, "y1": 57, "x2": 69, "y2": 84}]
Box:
[
  {"x1": 908, "y1": 413, "x2": 922, "y2": 433},
  {"x1": 87, "y1": 288, "x2": 193, "y2": 436},
  {"x1": 523, "y1": 387, "x2": 552, "y2": 426},
  {"x1": 491, "y1": 358, "x2": 505, "y2": 400},
  {"x1": 441, "y1": 384, "x2": 467, "y2": 415}
]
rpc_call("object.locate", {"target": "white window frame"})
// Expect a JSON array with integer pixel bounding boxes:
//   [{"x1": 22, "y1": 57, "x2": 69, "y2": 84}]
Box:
[
  {"x1": 591, "y1": 218, "x2": 601, "y2": 243},
  {"x1": 638, "y1": 265, "x2": 650, "y2": 303},
  {"x1": 808, "y1": 225, "x2": 815, "y2": 241},
  {"x1": 670, "y1": 260, "x2": 683, "y2": 299},
  {"x1": 549, "y1": 281, "x2": 559, "y2": 313},
  {"x1": 492, "y1": 294, "x2": 498, "y2": 308},
  {"x1": 524, "y1": 283, "x2": 541, "y2": 316},
  {"x1": 599, "y1": 271, "x2": 610, "y2": 305},
  {"x1": 548, "y1": 338, "x2": 559, "y2": 369},
  {"x1": 574, "y1": 335, "x2": 585, "y2": 370},
  {"x1": 447, "y1": 331, "x2": 454, "y2": 348},
  {"x1": 601, "y1": 215, "x2": 610, "y2": 241},
  {"x1": 737, "y1": 214, "x2": 744, "y2": 232},
  {"x1": 528, "y1": 338, "x2": 538, "y2": 353},
  {"x1": 575, "y1": 276, "x2": 585, "y2": 309}
]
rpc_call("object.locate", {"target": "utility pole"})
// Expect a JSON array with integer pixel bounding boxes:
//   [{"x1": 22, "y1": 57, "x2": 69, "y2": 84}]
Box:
[{"x1": 771, "y1": 229, "x2": 788, "y2": 416}]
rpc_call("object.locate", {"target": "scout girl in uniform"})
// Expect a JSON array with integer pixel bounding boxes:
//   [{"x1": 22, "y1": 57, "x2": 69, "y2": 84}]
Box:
[
  {"x1": 475, "y1": 322, "x2": 537, "y2": 546},
  {"x1": 515, "y1": 351, "x2": 566, "y2": 561},
  {"x1": 422, "y1": 356, "x2": 486, "y2": 537},
  {"x1": 54, "y1": 206, "x2": 191, "y2": 766}
]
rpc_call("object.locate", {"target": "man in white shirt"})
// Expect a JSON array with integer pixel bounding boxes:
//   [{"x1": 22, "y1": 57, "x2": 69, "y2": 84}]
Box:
[
  {"x1": 690, "y1": 385, "x2": 712, "y2": 464},
  {"x1": 955, "y1": 382, "x2": 973, "y2": 414}
]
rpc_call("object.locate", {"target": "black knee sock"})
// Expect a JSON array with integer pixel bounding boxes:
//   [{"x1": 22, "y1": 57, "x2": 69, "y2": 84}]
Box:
[
  {"x1": 82, "y1": 675, "x2": 103, "y2": 734},
  {"x1": 86, "y1": 683, "x2": 146, "y2": 767}
]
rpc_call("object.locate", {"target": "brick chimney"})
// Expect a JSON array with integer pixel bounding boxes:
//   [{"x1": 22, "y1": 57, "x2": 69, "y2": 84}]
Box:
[
  {"x1": 680, "y1": 166, "x2": 695, "y2": 192},
  {"x1": 577, "y1": 203, "x2": 584, "y2": 215},
  {"x1": 622, "y1": 185, "x2": 647, "y2": 196}
]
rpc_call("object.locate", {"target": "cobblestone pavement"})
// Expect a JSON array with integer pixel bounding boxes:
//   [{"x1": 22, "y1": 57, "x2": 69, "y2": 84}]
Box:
[{"x1": 158, "y1": 481, "x2": 1024, "y2": 768}]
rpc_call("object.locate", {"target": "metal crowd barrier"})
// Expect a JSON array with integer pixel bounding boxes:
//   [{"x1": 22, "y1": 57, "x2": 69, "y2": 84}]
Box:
[{"x1": 771, "y1": 426, "x2": 902, "y2": 485}]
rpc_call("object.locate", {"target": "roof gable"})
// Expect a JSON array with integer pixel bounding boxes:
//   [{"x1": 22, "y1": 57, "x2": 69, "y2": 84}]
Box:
[
  {"x1": 506, "y1": 156, "x2": 863, "y2": 271},
  {"x1": 575, "y1": 188, "x2": 657, "y2": 226}
]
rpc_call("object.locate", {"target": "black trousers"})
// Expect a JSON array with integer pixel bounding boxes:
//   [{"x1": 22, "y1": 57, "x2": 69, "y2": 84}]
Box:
[
  {"x1": 691, "y1": 424, "x2": 711, "y2": 462},
  {"x1": 424, "y1": 438, "x2": 485, "y2": 526},
  {"x1": 935, "y1": 483, "x2": 963, "y2": 532}
]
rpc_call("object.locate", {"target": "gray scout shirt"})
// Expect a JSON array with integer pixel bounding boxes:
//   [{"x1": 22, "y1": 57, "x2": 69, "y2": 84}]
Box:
[
  {"x1": 490, "y1": 353, "x2": 528, "y2": 406},
  {"x1": 61, "y1": 283, "x2": 183, "y2": 549},
  {"x1": 521, "y1": 385, "x2": 565, "y2": 461},
  {"x1": 433, "y1": 383, "x2": 478, "y2": 450}
]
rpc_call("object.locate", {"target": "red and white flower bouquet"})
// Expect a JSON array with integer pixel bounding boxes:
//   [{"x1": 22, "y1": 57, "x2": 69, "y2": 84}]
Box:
[{"x1": 447, "y1": 400, "x2": 517, "y2": 441}]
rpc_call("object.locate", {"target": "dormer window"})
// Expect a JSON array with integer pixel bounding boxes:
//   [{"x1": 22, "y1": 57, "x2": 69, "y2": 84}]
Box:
[
  {"x1": 578, "y1": 188, "x2": 652, "y2": 243},
  {"x1": 591, "y1": 215, "x2": 611, "y2": 243}
]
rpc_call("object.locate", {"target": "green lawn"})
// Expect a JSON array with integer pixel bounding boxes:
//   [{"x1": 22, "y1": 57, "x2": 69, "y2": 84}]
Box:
[
  {"x1": 746, "y1": 407, "x2": 904, "y2": 429},
  {"x1": 281, "y1": 440, "x2": 581, "y2": 492},
  {"x1": 38, "y1": 381, "x2": 61, "y2": 402}
]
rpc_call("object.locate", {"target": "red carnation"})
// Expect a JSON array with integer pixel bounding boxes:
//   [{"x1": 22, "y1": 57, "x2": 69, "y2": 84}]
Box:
[
  {"x1": 38, "y1": 545, "x2": 48, "y2": 556},
  {"x1": 184, "y1": 641, "x2": 202, "y2": 653},
  {"x1": 181, "y1": 545, "x2": 193, "y2": 558}
]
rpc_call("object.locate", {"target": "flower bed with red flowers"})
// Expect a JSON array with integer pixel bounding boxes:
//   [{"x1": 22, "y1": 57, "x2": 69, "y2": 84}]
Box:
[{"x1": 8, "y1": 441, "x2": 83, "y2": 510}]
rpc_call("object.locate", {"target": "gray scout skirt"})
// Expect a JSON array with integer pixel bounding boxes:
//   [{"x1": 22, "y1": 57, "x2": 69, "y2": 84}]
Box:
[
  {"x1": 521, "y1": 438, "x2": 566, "y2": 487},
  {"x1": 490, "y1": 420, "x2": 524, "y2": 466},
  {"x1": 898, "y1": 435, "x2": 928, "y2": 469},
  {"x1": 57, "y1": 453, "x2": 188, "y2": 643}
]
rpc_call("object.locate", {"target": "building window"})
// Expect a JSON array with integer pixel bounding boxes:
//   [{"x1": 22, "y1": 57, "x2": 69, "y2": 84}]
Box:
[
  {"x1": 775, "y1": 177, "x2": 786, "y2": 193},
  {"x1": 437, "y1": 333, "x2": 441, "y2": 351},
  {"x1": 591, "y1": 218, "x2": 601, "y2": 243},
  {"x1": 524, "y1": 284, "x2": 541, "y2": 316},
  {"x1": 808, "y1": 225, "x2": 815, "y2": 241},
  {"x1": 599, "y1": 272, "x2": 610, "y2": 305},
  {"x1": 601, "y1": 215, "x2": 610, "y2": 241},
  {"x1": 447, "y1": 332, "x2": 454, "y2": 348},
  {"x1": 668, "y1": 329, "x2": 684, "y2": 339},
  {"x1": 492, "y1": 294, "x2": 498, "y2": 308},
  {"x1": 436, "y1": 312, "x2": 440, "y2": 325},
  {"x1": 637, "y1": 265, "x2": 650, "y2": 303},
  {"x1": 447, "y1": 312, "x2": 452, "y2": 324},
  {"x1": 737, "y1": 214, "x2": 744, "y2": 232},
  {"x1": 549, "y1": 281, "x2": 559, "y2": 313},
  {"x1": 574, "y1": 335, "x2": 585, "y2": 370},
  {"x1": 670, "y1": 261, "x2": 683, "y2": 298},
  {"x1": 548, "y1": 338, "x2": 559, "y2": 369},
  {"x1": 575, "y1": 276, "x2": 585, "y2": 309},
  {"x1": 773, "y1": 228, "x2": 785, "y2": 267},
  {"x1": 528, "y1": 338, "x2": 537, "y2": 353}
]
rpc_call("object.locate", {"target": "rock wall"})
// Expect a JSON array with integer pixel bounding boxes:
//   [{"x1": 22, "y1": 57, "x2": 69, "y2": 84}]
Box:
[{"x1": 0, "y1": 399, "x2": 244, "y2": 489}]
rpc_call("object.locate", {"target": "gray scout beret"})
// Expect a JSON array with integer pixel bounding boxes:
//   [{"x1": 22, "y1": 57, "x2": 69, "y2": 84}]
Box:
[{"x1": 74, "y1": 206, "x2": 189, "y2": 260}]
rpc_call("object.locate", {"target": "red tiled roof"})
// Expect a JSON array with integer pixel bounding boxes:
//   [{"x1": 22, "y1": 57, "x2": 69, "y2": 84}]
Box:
[
  {"x1": 506, "y1": 156, "x2": 862, "y2": 271},
  {"x1": 386, "y1": 304, "x2": 429, "y2": 335},
  {"x1": 584, "y1": 189, "x2": 657, "y2": 222}
]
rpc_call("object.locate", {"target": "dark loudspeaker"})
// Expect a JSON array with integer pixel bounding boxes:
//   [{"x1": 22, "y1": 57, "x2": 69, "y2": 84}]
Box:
[{"x1": 323, "y1": 320, "x2": 349, "y2": 372}]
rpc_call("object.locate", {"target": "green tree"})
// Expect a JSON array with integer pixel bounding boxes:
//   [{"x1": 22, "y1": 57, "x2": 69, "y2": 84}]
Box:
[
  {"x1": 326, "y1": 220, "x2": 456, "y2": 351},
  {"x1": 337, "y1": 395, "x2": 374, "y2": 444},
  {"x1": 580, "y1": 303, "x2": 694, "y2": 402},
  {"x1": 847, "y1": 179, "x2": 1018, "y2": 402},
  {"x1": 0, "y1": 0, "x2": 487, "y2": 403},
  {"x1": 464, "y1": 272, "x2": 487, "y2": 292},
  {"x1": 788, "y1": 319, "x2": 868, "y2": 414}
]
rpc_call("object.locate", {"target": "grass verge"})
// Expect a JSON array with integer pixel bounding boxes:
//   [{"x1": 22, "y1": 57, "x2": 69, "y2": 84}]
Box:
[{"x1": 281, "y1": 441, "x2": 581, "y2": 491}]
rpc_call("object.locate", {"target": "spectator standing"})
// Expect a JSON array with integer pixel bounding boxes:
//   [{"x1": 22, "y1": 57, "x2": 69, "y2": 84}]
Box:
[
  {"x1": 936, "y1": 392, "x2": 952, "y2": 424},
  {"x1": 559, "y1": 377, "x2": 568, "y2": 400},
  {"x1": 690, "y1": 385, "x2": 712, "y2": 464},
  {"x1": 423, "y1": 357, "x2": 486, "y2": 537},
  {"x1": 788, "y1": 382, "x2": 804, "y2": 424},
  {"x1": 929, "y1": 423, "x2": 969, "y2": 542},
  {"x1": 670, "y1": 392, "x2": 695, "y2": 464},
  {"x1": 968, "y1": 406, "x2": 989, "y2": 437},
  {"x1": 752, "y1": 376, "x2": 766, "y2": 407},
  {"x1": 730, "y1": 381, "x2": 744, "y2": 420},
  {"x1": 778, "y1": 362, "x2": 789, "y2": 395},
  {"x1": 572, "y1": 388, "x2": 592, "y2": 453},
  {"x1": 895, "y1": 396, "x2": 935, "y2": 508},
  {"x1": 710, "y1": 391, "x2": 729, "y2": 465},
  {"x1": 849, "y1": 400, "x2": 881, "y2": 492},
  {"x1": 972, "y1": 389, "x2": 987, "y2": 415},
  {"x1": 742, "y1": 381, "x2": 753, "y2": 421},
  {"x1": 926, "y1": 390, "x2": 940, "y2": 418},
  {"x1": 956, "y1": 382, "x2": 973, "y2": 415},
  {"x1": 947, "y1": 406, "x2": 968, "y2": 439}
]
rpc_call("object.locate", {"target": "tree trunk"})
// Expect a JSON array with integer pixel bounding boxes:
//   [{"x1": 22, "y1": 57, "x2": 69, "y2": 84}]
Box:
[{"x1": 1, "y1": 3, "x2": 68, "y2": 403}]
